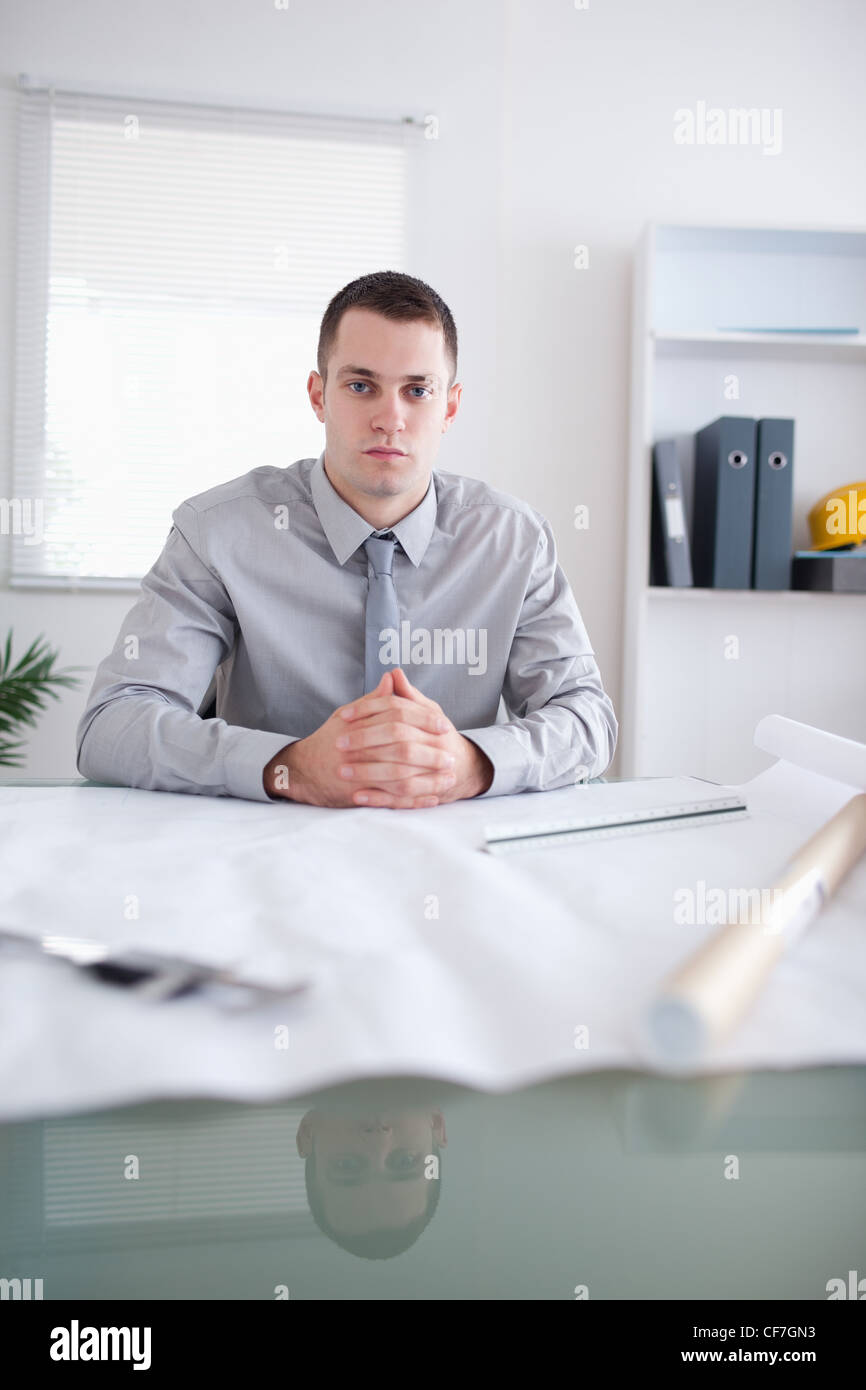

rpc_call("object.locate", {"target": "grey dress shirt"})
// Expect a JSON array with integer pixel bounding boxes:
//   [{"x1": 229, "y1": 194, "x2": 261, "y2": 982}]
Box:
[{"x1": 76, "y1": 451, "x2": 618, "y2": 802}]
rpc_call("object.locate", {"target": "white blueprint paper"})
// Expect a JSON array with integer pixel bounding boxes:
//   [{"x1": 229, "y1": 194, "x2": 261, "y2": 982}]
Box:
[{"x1": 0, "y1": 715, "x2": 864, "y2": 1119}]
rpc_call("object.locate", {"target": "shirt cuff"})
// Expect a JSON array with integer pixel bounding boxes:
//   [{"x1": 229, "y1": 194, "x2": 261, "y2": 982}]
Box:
[
  {"x1": 459, "y1": 727, "x2": 530, "y2": 799},
  {"x1": 223, "y1": 729, "x2": 300, "y2": 803}
]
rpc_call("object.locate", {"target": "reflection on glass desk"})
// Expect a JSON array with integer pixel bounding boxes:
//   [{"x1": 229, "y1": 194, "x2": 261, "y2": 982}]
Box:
[{"x1": 0, "y1": 1069, "x2": 864, "y2": 1299}]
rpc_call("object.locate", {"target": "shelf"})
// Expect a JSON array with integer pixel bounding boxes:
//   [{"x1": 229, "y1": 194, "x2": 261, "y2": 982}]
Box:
[
  {"x1": 621, "y1": 220, "x2": 866, "y2": 782},
  {"x1": 653, "y1": 224, "x2": 866, "y2": 257},
  {"x1": 652, "y1": 331, "x2": 866, "y2": 363},
  {"x1": 646, "y1": 585, "x2": 866, "y2": 600}
]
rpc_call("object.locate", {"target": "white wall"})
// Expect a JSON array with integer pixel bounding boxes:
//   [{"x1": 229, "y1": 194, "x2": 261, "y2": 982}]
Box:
[{"x1": 1, "y1": 0, "x2": 864, "y2": 778}]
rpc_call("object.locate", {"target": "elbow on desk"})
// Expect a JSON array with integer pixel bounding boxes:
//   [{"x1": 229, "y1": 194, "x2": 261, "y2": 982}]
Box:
[
  {"x1": 74, "y1": 697, "x2": 139, "y2": 786},
  {"x1": 75, "y1": 684, "x2": 179, "y2": 784},
  {"x1": 592, "y1": 696, "x2": 619, "y2": 780},
  {"x1": 75, "y1": 709, "x2": 109, "y2": 783}
]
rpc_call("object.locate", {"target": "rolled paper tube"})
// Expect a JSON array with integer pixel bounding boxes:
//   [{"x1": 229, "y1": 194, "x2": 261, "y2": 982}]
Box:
[
  {"x1": 754, "y1": 715, "x2": 866, "y2": 791},
  {"x1": 644, "y1": 793, "x2": 866, "y2": 1067},
  {"x1": 625, "y1": 1071, "x2": 748, "y2": 1148}
]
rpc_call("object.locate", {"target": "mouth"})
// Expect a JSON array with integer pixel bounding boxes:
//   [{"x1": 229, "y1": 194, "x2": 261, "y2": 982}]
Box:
[{"x1": 363, "y1": 448, "x2": 406, "y2": 459}]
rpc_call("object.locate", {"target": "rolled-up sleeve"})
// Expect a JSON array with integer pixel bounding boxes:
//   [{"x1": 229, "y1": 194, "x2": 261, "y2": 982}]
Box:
[
  {"x1": 460, "y1": 518, "x2": 618, "y2": 797},
  {"x1": 75, "y1": 503, "x2": 293, "y2": 802}
]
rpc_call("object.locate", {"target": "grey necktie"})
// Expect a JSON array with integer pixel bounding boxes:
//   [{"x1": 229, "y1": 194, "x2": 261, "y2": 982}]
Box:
[{"x1": 363, "y1": 532, "x2": 401, "y2": 694}]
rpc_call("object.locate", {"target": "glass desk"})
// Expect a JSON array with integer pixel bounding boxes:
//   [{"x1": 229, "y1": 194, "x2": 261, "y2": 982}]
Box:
[
  {"x1": 1, "y1": 779, "x2": 864, "y2": 1301},
  {"x1": 0, "y1": 1070, "x2": 864, "y2": 1299}
]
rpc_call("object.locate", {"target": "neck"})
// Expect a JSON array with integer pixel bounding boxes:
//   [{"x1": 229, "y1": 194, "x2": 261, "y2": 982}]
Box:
[{"x1": 324, "y1": 455, "x2": 431, "y2": 530}]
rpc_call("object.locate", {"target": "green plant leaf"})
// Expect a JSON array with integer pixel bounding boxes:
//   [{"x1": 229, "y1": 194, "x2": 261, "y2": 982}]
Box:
[{"x1": 0, "y1": 629, "x2": 86, "y2": 763}]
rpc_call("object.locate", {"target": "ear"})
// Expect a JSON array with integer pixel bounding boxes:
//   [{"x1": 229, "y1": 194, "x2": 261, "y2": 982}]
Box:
[
  {"x1": 296, "y1": 1111, "x2": 316, "y2": 1157},
  {"x1": 307, "y1": 370, "x2": 325, "y2": 423},
  {"x1": 431, "y1": 1110, "x2": 447, "y2": 1147}
]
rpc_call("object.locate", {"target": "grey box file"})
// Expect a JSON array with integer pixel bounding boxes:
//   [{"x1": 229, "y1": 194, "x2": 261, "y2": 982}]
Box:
[
  {"x1": 753, "y1": 418, "x2": 794, "y2": 589},
  {"x1": 692, "y1": 416, "x2": 757, "y2": 588},
  {"x1": 650, "y1": 439, "x2": 693, "y2": 586},
  {"x1": 792, "y1": 547, "x2": 866, "y2": 592}
]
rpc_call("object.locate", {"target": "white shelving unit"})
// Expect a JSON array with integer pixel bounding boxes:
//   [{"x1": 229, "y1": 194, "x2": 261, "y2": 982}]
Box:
[{"x1": 620, "y1": 222, "x2": 866, "y2": 784}]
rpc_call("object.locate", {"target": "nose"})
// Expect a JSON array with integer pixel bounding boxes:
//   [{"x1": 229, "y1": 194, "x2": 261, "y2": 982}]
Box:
[
  {"x1": 370, "y1": 392, "x2": 406, "y2": 438},
  {"x1": 357, "y1": 1123, "x2": 392, "y2": 1163}
]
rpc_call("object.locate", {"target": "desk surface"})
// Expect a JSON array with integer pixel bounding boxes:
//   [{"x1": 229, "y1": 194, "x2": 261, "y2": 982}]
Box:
[
  {"x1": 0, "y1": 1067, "x2": 864, "y2": 1299},
  {"x1": 1, "y1": 775, "x2": 864, "y2": 1298}
]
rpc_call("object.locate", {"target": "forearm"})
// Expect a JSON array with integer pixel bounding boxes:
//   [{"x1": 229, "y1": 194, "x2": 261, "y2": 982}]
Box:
[
  {"x1": 461, "y1": 674, "x2": 618, "y2": 797},
  {"x1": 77, "y1": 695, "x2": 293, "y2": 803},
  {"x1": 75, "y1": 507, "x2": 298, "y2": 804},
  {"x1": 462, "y1": 511, "x2": 619, "y2": 798}
]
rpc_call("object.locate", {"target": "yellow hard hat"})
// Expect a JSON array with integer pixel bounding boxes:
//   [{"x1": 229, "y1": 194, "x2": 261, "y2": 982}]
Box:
[{"x1": 807, "y1": 482, "x2": 866, "y2": 551}]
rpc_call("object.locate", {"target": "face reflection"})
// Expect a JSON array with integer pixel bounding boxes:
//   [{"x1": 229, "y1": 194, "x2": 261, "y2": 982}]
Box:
[{"x1": 297, "y1": 1107, "x2": 447, "y2": 1237}]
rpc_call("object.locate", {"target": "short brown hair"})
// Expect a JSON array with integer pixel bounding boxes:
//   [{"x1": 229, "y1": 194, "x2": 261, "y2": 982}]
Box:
[{"x1": 317, "y1": 270, "x2": 458, "y2": 390}]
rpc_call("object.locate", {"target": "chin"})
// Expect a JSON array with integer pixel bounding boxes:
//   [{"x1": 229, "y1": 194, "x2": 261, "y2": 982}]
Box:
[
  {"x1": 355, "y1": 462, "x2": 415, "y2": 490},
  {"x1": 365, "y1": 480, "x2": 405, "y2": 498}
]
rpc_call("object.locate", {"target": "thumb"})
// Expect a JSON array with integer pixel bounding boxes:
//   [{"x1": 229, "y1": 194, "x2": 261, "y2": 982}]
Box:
[
  {"x1": 390, "y1": 666, "x2": 432, "y2": 706},
  {"x1": 376, "y1": 669, "x2": 394, "y2": 695}
]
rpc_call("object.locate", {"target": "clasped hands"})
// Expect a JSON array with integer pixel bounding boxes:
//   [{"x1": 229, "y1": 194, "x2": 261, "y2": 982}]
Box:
[{"x1": 264, "y1": 667, "x2": 494, "y2": 808}]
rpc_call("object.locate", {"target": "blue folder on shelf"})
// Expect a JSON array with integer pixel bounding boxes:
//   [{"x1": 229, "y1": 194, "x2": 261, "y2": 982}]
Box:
[
  {"x1": 650, "y1": 439, "x2": 693, "y2": 586},
  {"x1": 753, "y1": 418, "x2": 794, "y2": 590},
  {"x1": 692, "y1": 416, "x2": 756, "y2": 589}
]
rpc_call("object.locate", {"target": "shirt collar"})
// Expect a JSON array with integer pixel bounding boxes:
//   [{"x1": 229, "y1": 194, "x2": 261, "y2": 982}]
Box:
[{"x1": 309, "y1": 449, "x2": 437, "y2": 568}]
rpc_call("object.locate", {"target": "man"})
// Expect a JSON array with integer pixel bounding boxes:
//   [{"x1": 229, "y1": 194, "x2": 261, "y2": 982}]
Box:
[
  {"x1": 76, "y1": 270, "x2": 617, "y2": 808},
  {"x1": 297, "y1": 1103, "x2": 446, "y2": 1260}
]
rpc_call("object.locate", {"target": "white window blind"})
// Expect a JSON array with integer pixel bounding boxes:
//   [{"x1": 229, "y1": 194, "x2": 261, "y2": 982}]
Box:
[
  {"x1": 41, "y1": 1108, "x2": 313, "y2": 1238},
  {"x1": 12, "y1": 85, "x2": 417, "y2": 584}
]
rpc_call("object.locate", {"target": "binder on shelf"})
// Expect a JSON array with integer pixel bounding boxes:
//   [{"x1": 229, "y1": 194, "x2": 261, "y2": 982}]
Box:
[
  {"x1": 650, "y1": 440, "x2": 693, "y2": 586},
  {"x1": 753, "y1": 418, "x2": 795, "y2": 590},
  {"x1": 692, "y1": 416, "x2": 757, "y2": 589}
]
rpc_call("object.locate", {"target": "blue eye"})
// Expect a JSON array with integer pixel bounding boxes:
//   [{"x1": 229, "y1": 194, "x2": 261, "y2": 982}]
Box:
[
  {"x1": 389, "y1": 1149, "x2": 422, "y2": 1171},
  {"x1": 332, "y1": 1154, "x2": 365, "y2": 1174},
  {"x1": 347, "y1": 382, "x2": 431, "y2": 398}
]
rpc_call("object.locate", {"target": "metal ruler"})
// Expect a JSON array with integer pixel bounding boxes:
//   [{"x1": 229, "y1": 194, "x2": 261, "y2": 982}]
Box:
[{"x1": 484, "y1": 797, "x2": 749, "y2": 855}]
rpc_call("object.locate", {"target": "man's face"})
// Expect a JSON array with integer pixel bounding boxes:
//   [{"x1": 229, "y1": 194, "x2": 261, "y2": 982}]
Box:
[
  {"x1": 297, "y1": 1106, "x2": 446, "y2": 1237},
  {"x1": 308, "y1": 307, "x2": 460, "y2": 512}
]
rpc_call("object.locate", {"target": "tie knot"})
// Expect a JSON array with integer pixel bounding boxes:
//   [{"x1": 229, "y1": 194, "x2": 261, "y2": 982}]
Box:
[{"x1": 363, "y1": 532, "x2": 397, "y2": 577}]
